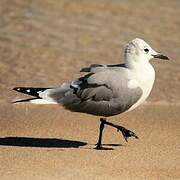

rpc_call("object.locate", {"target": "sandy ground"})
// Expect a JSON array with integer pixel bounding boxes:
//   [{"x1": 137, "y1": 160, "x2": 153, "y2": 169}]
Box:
[
  {"x1": 0, "y1": 0, "x2": 180, "y2": 179},
  {"x1": 0, "y1": 104, "x2": 180, "y2": 180}
]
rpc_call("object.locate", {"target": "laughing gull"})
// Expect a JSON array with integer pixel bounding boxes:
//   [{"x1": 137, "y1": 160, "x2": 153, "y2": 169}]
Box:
[{"x1": 13, "y1": 38, "x2": 169, "y2": 149}]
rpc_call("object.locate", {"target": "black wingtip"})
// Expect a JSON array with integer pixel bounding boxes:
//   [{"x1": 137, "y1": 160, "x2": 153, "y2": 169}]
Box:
[
  {"x1": 11, "y1": 97, "x2": 38, "y2": 103},
  {"x1": 12, "y1": 87, "x2": 35, "y2": 95},
  {"x1": 12, "y1": 87, "x2": 51, "y2": 97},
  {"x1": 13, "y1": 87, "x2": 21, "y2": 91}
]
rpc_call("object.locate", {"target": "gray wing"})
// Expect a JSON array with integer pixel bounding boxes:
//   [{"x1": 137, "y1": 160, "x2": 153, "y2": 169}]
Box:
[
  {"x1": 80, "y1": 63, "x2": 126, "y2": 73},
  {"x1": 47, "y1": 69, "x2": 143, "y2": 117}
]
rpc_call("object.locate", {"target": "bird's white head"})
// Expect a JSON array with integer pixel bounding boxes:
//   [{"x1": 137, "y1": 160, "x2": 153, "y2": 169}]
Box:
[{"x1": 124, "y1": 38, "x2": 169, "y2": 69}]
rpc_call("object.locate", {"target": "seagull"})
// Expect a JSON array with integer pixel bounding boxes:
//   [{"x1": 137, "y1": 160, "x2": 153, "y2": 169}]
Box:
[{"x1": 12, "y1": 38, "x2": 169, "y2": 149}]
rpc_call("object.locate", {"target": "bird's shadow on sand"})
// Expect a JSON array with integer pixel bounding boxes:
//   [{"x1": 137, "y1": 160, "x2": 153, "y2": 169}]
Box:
[
  {"x1": 0, "y1": 137, "x2": 122, "y2": 150},
  {"x1": 0, "y1": 137, "x2": 87, "y2": 148}
]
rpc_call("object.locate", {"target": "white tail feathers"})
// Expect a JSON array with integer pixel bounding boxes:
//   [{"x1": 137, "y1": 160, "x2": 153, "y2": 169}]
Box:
[{"x1": 29, "y1": 99, "x2": 58, "y2": 104}]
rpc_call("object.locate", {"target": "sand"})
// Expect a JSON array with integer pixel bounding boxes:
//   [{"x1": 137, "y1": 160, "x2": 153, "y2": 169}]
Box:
[{"x1": 0, "y1": 0, "x2": 180, "y2": 179}]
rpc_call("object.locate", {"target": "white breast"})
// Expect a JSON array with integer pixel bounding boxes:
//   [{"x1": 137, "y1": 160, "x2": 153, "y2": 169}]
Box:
[{"x1": 127, "y1": 63, "x2": 155, "y2": 112}]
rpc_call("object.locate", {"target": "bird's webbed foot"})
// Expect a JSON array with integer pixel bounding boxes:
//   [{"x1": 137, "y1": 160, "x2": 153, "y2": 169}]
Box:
[{"x1": 117, "y1": 126, "x2": 138, "y2": 142}]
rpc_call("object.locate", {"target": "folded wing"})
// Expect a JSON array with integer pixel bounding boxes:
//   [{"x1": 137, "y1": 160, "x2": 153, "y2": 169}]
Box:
[{"x1": 46, "y1": 69, "x2": 143, "y2": 116}]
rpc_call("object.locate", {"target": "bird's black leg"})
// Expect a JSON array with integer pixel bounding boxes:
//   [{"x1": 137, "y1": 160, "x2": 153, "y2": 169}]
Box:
[
  {"x1": 95, "y1": 118, "x2": 106, "y2": 149},
  {"x1": 95, "y1": 118, "x2": 138, "y2": 150}
]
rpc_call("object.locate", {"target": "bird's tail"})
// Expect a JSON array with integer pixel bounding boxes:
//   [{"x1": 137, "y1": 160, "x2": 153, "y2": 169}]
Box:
[{"x1": 12, "y1": 87, "x2": 58, "y2": 104}]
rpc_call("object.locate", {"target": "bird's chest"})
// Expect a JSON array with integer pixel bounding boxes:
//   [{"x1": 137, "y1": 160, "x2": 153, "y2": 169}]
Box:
[
  {"x1": 127, "y1": 65, "x2": 155, "y2": 111},
  {"x1": 137, "y1": 65, "x2": 155, "y2": 93}
]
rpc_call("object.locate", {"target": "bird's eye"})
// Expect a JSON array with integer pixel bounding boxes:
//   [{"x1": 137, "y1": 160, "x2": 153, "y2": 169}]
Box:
[{"x1": 144, "y1": 48, "x2": 149, "y2": 53}]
